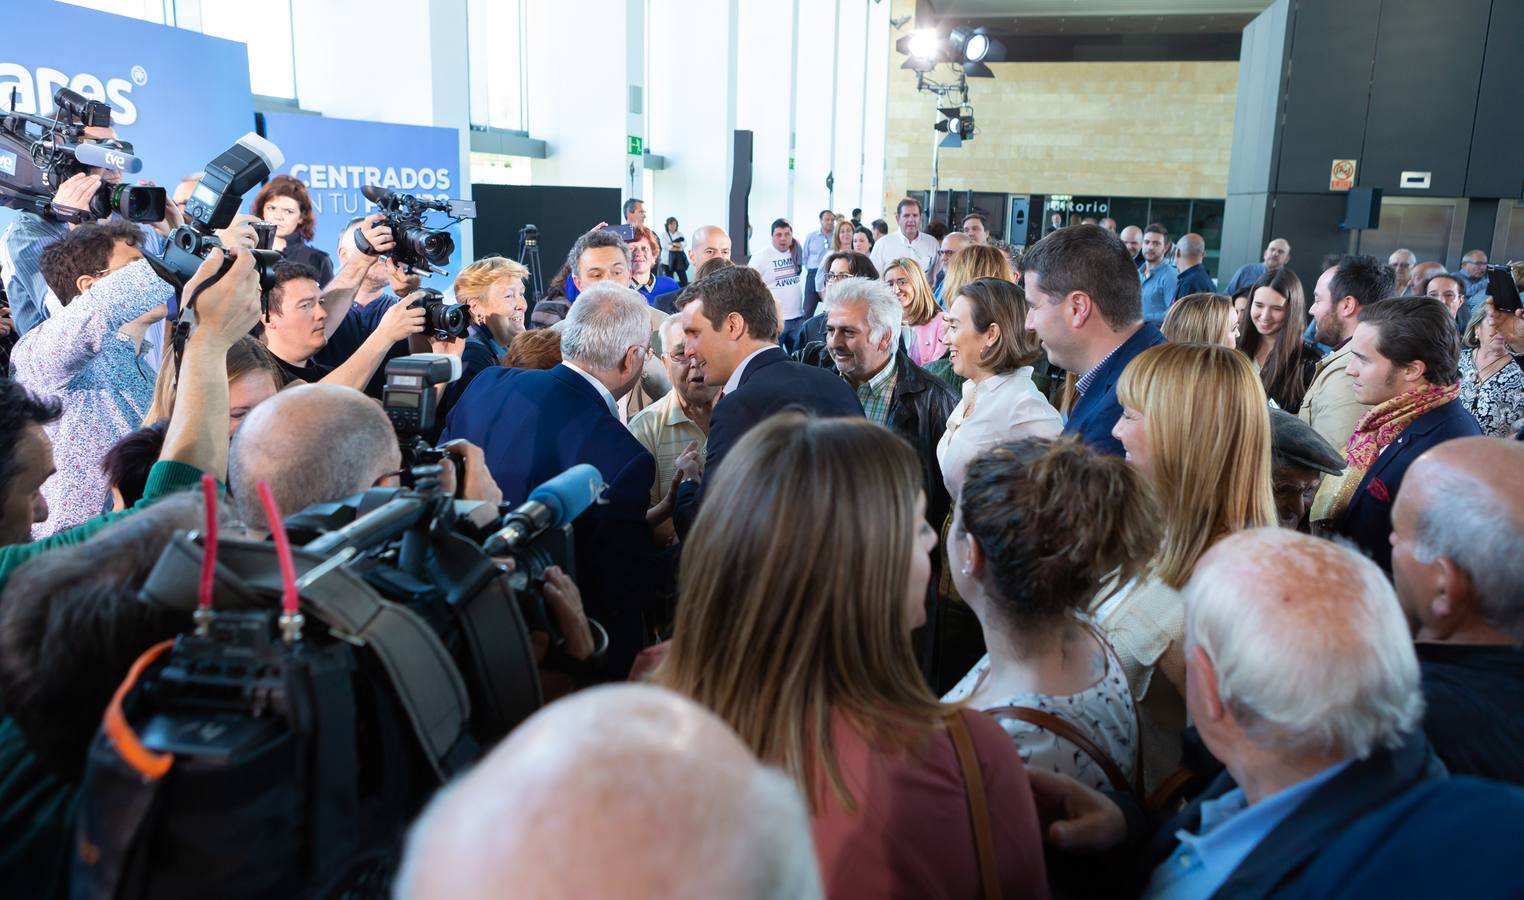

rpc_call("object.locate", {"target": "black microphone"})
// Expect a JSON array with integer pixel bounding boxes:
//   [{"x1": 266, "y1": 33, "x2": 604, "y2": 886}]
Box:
[{"x1": 361, "y1": 184, "x2": 391, "y2": 204}]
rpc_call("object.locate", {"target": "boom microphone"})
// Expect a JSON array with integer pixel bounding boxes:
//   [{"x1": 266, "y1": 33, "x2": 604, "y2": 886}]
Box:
[
  {"x1": 483, "y1": 464, "x2": 607, "y2": 556},
  {"x1": 70, "y1": 142, "x2": 143, "y2": 174},
  {"x1": 361, "y1": 184, "x2": 391, "y2": 204}
]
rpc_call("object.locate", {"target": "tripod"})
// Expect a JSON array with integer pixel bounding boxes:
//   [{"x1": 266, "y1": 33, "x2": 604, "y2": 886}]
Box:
[{"x1": 517, "y1": 226, "x2": 545, "y2": 300}]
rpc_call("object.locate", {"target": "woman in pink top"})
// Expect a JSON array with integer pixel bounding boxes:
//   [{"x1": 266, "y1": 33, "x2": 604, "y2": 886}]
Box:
[
  {"x1": 884, "y1": 257, "x2": 949, "y2": 366},
  {"x1": 655, "y1": 414, "x2": 1048, "y2": 900}
]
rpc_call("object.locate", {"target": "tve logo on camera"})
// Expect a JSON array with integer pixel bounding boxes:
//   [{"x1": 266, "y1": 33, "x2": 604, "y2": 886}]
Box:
[{"x1": 0, "y1": 63, "x2": 141, "y2": 126}]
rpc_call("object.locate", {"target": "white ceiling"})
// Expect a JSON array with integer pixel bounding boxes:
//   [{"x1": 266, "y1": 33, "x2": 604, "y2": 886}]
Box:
[{"x1": 933, "y1": 0, "x2": 1273, "y2": 15}]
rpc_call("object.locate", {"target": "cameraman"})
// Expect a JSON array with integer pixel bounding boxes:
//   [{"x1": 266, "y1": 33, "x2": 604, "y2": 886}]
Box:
[
  {"x1": 259, "y1": 260, "x2": 436, "y2": 393},
  {"x1": 0, "y1": 245, "x2": 261, "y2": 589},
  {"x1": 311, "y1": 215, "x2": 424, "y2": 396},
  {"x1": 0, "y1": 113, "x2": 183, "y2": 338},
  {"x1": 13, "y1": 222, "x2": 188, "y2": 536},
  {"x1": 225, "y1": 383, "x2": 596, "y2": 673}
]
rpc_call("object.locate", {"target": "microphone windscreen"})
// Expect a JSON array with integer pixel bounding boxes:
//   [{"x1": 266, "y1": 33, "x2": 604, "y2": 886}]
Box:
[
  {"x1": 526, "y1": 464, "x2": 606, "y2": 528},
  {"x1": 362, "y1": 184, "x2": 389, "y2": 204},
  {"x1": 72, "y1": 142, "x2": 142, "y2": 174}
]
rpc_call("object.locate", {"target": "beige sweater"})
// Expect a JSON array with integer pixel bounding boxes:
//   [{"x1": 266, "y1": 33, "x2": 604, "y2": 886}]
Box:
[
  {"x1": 1298, "y1": 340, "x2": 1370, "y2": 453},
  {"x1": 1089, "y1": 571, "x2": 1187, "y2": 793}
]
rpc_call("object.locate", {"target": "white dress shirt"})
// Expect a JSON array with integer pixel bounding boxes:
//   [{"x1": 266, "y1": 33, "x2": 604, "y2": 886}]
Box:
[
  {"x1": 562, "y1": 359, "x2": 619, "y2": 417},
  {"x1": 870, "y1": 230, "x2": 940, "y2": 276},
  {"x1": 936, "y1": 366, "x2": 1063, "y2": 498},
  {"x1": 722, "y1": 344, "x2": 775, "y2": 397}
]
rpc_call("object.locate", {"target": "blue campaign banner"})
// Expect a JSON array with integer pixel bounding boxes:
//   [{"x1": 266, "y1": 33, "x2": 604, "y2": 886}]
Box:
[
  {"x1": 260, "y1": 112, "x2": 466, "y2": 287},
  {"x1": 0, "y1": 0, "x2": 255, "y2": 232}
]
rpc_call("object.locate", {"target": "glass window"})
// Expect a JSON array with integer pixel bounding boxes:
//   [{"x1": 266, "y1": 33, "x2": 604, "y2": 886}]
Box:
[
  {"x1": 467, "y1": 0, "x2": 526, "y2": 132},
  {"x1": 1146, "y1": 199, "x2": 1192, "y2": 246},
  {"x1": 198, "y1": 0, "x2": 297, "y2": 98},
  {"x1": 57, "y1": 0, "x2": 166, "y2": 24},
  {"x1": 1189, "y1": 200, "x2": 1226, "y2": 278}
]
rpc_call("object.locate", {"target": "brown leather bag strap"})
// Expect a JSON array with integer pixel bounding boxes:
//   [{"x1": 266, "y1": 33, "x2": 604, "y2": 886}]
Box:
[
  {"x1": 984, "y1": 705, "x2": 1133, "y2": 794},
  {"x1": 947, "y1": 711, "x2": 1002, "y2": 900}
]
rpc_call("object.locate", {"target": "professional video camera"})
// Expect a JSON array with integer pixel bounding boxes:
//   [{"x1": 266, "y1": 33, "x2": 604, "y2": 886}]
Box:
[
  {"x1": 354, "y1": 184, "x2": 476, "y2": 275},
  {"x1": 0, "y1": 86, "x2": 165, "y2": 223},
  {"x1": 73, "y1": 438, "x2": 608, "y2": 896}
]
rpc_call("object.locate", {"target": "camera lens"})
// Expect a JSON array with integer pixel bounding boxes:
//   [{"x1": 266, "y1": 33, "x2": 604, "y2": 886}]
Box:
[
  {"x1": 433, "y1": 302, "x2": 470, "y2": 339},
  {"x1": 408, "y1": 227, "x2": 454, "y2": 267},
  {"x1": 89, "y1": 183, "x2": 166, "y2": 223}
]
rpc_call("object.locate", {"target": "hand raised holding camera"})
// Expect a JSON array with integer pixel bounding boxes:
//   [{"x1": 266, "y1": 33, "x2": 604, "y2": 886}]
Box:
[
  {"x1": 354, "y1": 213, "x2": 396, "y2": 259},
  {"x1": 52, "y1": 172, "x2": 103, "y2": 221},
  {"x1": 183, "y1": 247, "x2": 261, "y2": 351},
  {"x1": 376, "y1": 294, "x2": 428, "y2": 343}
]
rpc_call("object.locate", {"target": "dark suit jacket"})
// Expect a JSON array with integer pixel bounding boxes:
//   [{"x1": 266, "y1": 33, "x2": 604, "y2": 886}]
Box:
[
  {"x1": 441, "y1": 364, "x2": 670, "y2": 676},
  {"x1": 1128, "y1": 735, "x2": 1524, "y2": 899},
  {"x1": 1062, "y1": 323, "x2": 1167, "y2": 456},
  {"x1": 1338, "y1": 399, "x2": 1481, "y2": 573},
  {"x1": 673, "y1": 347, "x2": 863, "y2": 534}
]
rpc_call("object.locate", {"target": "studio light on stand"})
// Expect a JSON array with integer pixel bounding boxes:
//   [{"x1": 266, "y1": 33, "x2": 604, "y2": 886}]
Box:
[{"x1": 895, "y1": 17, "x2": 1005, "y2": 221}]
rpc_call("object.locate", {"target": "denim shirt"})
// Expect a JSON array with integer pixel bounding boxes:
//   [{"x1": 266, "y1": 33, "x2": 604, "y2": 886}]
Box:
[{"x1": 1139, "y1": 262, "x2": 1179, "y2": 325}]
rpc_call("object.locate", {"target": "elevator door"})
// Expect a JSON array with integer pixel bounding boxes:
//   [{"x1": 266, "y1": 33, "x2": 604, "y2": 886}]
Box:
[{"x1": 1353, "y1": 198, "x2": 1458, "y2": 266}]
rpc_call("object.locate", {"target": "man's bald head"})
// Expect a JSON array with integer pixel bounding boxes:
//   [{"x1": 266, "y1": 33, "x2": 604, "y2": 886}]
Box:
[
  {"x1": 1408, "y1": 260, "x2": 1446, "y2": 296},
  {"x1": 1391, "y1": 438, "x2": 1524, "y2": 641},
  {"x1": 1119, "y1": 225, "x2": 1143, "y2": 258},
  {"x1": 1176, "y1": 233, "x2": 1205, "y2": 266},
  {"x1": 228, "y1": 384, "x2": 400, "y2": 530},
  {"x1": 398, "y1": 684, "x2": 821, "y2": 900},
  {"x1": 1186, "y1": 529, "x2": 1422, "y2": 759},
  {"x1": 1264, "y1": 238, "x2": 1290, "y2": 268},
  {"x1": 687, "y1": 226, "x2": 733, "y2": 269}
]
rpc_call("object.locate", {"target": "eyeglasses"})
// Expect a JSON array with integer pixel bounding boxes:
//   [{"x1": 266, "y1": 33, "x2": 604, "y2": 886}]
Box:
[
  {"x1": 826, "y1": 271, "x2": 853, "y2": 282},
  {"x1": 886, "y1": 277, "x2": 912, "y2": 290}
]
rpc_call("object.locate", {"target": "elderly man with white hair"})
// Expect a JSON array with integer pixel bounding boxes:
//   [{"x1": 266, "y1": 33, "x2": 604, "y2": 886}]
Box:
[
  {"x1": 443, "y1": 282, "x2": 676, "y2": 677},
  {"x1": 819, "y1": 276, "x2": 958, "y2": 528},
  {"x1": 396, "y1": 684, "x2": 822, "y2": 899},
  {"x1": 1028, "y1": 528, "x2": 1524, "y2": 899}
]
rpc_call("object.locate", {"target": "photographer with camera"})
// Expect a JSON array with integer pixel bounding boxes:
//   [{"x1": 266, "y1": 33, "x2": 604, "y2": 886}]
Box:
[
  {"x1": 11, "y1": 222, "x2": 182, "y2": 536},
  {"x1": 310, "y1": 216, "x2": 422, "y2": 392},
  {"x1": 0, "y1": 244, "x2": 260, "y2": 587},
  {"x1": 259, "y1": 259, "x2": 444, "y2": 393}
]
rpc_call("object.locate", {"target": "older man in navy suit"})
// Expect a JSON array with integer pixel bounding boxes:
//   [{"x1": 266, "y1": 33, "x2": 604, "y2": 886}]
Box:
[
  {"x1": 1029, "y1": 530, "x2": 1524, "y2": 899},
  {"x1": 672, "y1": 267, "x2": 862, "y2": 535},
  {"x1": 1022, "y1": 224, "x2": 1166, "y2": 456},
  {"x1": 1313, "y1": 297, "x2": 1482, "y2": 574},
  {"x1": 442, "y1": 282, "x2": 669, "y2": 676}
]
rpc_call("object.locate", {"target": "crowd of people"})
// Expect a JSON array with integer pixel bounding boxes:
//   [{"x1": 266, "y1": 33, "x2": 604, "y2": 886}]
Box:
[{"x1": 1, "y1": 163, "x2": 1523, "y2": 899}]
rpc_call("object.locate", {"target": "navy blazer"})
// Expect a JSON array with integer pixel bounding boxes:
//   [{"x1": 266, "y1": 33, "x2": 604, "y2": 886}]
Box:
[
  {"x1": 1062, "y1": 323, "x2": 1167, "y2": 456},
  {"x1": 1338, "y1": 399, "x2": 1481, "y2": 573},
  {"x1": 674, "y1": 347, "x2": 863, "y2": 534},
  {"x1": 1134, "y1": 735, "x2": 1524, "y2": 899},
  {"x1": 441, "y1": 364, "x2": 671, "y2": 676}
]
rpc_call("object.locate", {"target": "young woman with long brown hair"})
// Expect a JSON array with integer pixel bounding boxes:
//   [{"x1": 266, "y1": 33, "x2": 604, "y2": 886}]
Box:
[
  {"x1": 655, "y1": 413, "x2": 1047, "y2": 899},
  {"x1": 1237, "y1": 267, "x2": 1320, "y2": 412}
]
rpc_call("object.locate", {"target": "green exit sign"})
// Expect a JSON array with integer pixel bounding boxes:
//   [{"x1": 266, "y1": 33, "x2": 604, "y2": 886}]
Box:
[{"x1": 627, "y1": 135, "x2": 643, "y2": 156}]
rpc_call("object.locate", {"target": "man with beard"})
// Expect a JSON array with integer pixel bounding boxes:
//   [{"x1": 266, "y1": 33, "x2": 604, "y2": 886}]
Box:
[
  {"x1": 821, "y1": 277, "x2": 958, "y2": 529},
  {"x1": 1299, "y1": 254, "x2": 1394, "y2": 450}
]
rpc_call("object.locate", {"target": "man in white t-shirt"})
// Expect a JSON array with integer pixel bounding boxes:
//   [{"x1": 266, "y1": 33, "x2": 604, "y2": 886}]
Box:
[
  {"x1": 869, "y1": 197, "x2": 939, "y2": 277},
  {"x1": 747, "y1": 218, "x2": 806, "y2": 345}
]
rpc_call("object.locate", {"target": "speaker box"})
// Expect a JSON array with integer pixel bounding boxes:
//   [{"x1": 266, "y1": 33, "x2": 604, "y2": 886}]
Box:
[
  {"x1": 1343, "y1": 187, "x2": 1382, "y2": 230},
  {"x1": 729, "y1": 130, "x2": 753, "y2": 261}
]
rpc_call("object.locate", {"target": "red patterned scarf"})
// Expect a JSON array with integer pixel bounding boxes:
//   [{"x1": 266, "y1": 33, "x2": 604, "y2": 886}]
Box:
[{"x1": 1315, "y1": 382, "x2": 1460, "y2": 523}]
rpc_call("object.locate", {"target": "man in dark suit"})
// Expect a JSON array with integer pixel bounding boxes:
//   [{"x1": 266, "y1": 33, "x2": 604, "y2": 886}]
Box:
[
  {"x1": 1030, "y1": 530, "x2": 1524, "y2": 899},
  {"x1": 1323, "y1": 297, "x2": 1482, "y2": 573},
  {"x1": 1021, "y1": 224, "x2": 1166, "y2": 456},
  {"x1": 442, "y1": 282, "x2": 670, "y2": 676},
  {"x1": 1390, "y1": 437, "x2": 1524, "y2": 787},
  {"x1": 672, "y1": 267, "x2": 862, "y2": 535}
]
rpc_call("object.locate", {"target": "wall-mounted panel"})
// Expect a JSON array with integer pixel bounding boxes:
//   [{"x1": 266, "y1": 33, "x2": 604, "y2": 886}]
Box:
[
  {"x1": 1466, "y1": 0, "x2": 1524, "y2": 198},
  {"x1": 1361, "y1": 0, "x2": 1490, "y2": 197},
  {"x1": 1274, "y1": 0, "x2": 1380, "y2": 194}
]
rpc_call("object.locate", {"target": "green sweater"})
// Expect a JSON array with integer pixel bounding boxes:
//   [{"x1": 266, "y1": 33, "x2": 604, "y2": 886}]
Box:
[{"x1": 0, "y1": 459, "x2": 206, "y2": 898}]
